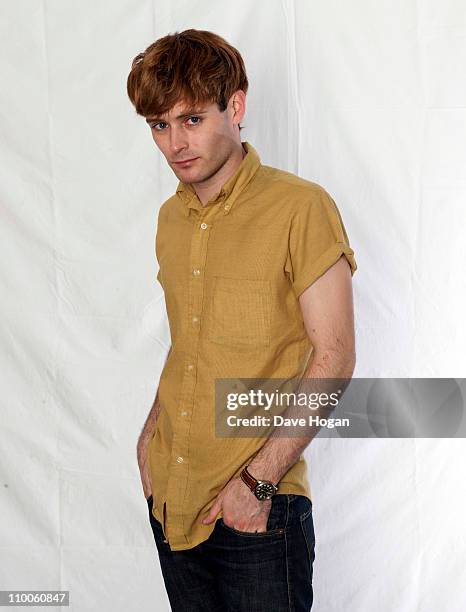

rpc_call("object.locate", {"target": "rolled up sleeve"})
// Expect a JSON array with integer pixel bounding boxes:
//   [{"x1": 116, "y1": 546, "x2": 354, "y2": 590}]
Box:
[{"x1": 285, "y1": 187, "x2": 357, "y2": 298}]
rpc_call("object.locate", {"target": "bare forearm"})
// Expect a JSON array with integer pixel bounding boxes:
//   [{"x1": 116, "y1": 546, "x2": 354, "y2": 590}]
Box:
[
  {"x1": 138, "y1": 390, "x2": 162, "y2": 449},
  {"x1": 138, "y1": 346, "x2": 171, "y2": 449},
  {"x1": 247, "y1": 350, "x2": 355, "y2": 484},
  {"x1": 136, "y1": 387, "x2": 162, "y2": 498}
]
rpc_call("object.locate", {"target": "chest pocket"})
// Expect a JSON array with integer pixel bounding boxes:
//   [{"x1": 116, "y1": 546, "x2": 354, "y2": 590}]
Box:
[{"x1": 207, "y1": 276, "x2": 272, "y2": 349}]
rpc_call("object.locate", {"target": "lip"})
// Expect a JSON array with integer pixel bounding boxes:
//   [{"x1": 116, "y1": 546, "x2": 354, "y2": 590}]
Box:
[{"x1": 173, "y1": 157, "x2": 199, "y2": 166}]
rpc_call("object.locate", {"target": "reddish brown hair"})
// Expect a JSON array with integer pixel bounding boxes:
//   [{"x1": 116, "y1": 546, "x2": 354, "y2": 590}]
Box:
[{"x1": 127, "y1": 29, "x2": 248, "y2": 130}]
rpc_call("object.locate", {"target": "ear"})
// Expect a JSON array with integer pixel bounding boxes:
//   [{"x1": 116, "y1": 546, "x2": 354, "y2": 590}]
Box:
[{"x1": 229, "y1": 90, "x2": 246, "y2": 127}]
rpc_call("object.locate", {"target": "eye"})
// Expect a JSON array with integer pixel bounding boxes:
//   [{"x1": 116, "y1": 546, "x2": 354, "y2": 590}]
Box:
[
  {"x1": 187, "y1": 116, "x2": 202, "y2": 125},
  {"x1": 151, "y1": 121, "x2": 167, "y2": 131}
]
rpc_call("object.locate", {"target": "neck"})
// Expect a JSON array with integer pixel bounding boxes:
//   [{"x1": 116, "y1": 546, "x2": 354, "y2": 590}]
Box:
[{"x1": 194, "y1": 142, "x2": 246, "y2": 206}]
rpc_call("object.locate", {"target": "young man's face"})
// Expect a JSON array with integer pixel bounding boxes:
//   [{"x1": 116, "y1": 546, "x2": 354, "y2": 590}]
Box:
[{"x1": 145, "y1": 94, "x2": 244, "y2": 186}]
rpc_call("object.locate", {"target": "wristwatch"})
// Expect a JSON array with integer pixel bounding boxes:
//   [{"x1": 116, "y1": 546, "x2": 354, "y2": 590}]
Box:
[{"x1": 240, "y1": 465, "x2": 278, "y2": 500}]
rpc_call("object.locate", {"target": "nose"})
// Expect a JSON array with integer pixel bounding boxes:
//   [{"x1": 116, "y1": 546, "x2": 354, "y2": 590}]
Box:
[{"x1": 169, "y1": 125, "x2": 188, "y2": 156}]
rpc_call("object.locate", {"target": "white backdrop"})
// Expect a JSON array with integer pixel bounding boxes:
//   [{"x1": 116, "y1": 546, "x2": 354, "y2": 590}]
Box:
[{"x1": 1, "y1": 1, "x2": 466, "y2": 610}]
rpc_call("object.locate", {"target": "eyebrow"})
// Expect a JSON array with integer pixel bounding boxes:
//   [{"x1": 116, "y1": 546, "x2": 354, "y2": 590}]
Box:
[{"x1": 145, "y1": 109, "x2": 209, "y2": 124}]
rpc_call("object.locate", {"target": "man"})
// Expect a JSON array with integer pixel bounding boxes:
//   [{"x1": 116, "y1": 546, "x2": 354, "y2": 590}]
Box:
[{"x1": 127, "y1": 28, "x2": 357, "y2": 612}]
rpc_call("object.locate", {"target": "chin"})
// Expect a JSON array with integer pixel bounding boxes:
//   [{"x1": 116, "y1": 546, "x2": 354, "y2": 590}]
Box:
[
  {"x1": 176, "y1": 164, "x2": 203, "y2": 178},
  {"x1": 175, "y1": 168, "x2": 198, "y2": 180}
]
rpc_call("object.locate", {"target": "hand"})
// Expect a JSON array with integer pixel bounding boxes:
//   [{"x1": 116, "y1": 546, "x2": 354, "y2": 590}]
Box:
[
  {"x1": 201, "y1": 476, "x2": 272, "y2": 532},
  {"x1": 137, "y1": 439, "x2": 152, "y2": 499}
]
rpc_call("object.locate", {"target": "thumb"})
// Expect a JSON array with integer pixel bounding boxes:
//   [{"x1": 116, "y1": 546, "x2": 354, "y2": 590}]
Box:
[{"x1": 202, "y1": 498, "x2": 222, "y2": 524}]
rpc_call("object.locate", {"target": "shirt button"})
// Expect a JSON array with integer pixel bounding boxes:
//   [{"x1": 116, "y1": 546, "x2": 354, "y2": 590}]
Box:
[
  {"x1": 224, "y1": 204, "x2": 230, "y2": 210},
  {"x1": 181, "y1": 410, "x2": 188, "y2": 416},
  {"x1": 192, "y1": 316, "x2": 199, "y2": 323},
  {"x1": 187, "y1": 364, "x2": 194, "y2": 370},
  {"x1": 192, "y1": 268, "x2": 201, "y2": 276},
  {"x1": 200, "y1": 222, "x2": 208, "y2": 229},
  {"x1": 176, "y1": 456, "x2": 184, "y2": 463}
]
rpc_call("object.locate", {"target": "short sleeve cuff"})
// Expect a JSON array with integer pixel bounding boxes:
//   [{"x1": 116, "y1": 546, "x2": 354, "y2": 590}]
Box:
[{"x1": 291, "y1": 242, "x2": 357, "y2": 299}]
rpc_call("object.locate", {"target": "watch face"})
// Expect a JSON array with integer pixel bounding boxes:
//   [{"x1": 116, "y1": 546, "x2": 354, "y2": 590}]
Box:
[{"x1": 254, "y1": 482, "x2": 276, "y2": 500}]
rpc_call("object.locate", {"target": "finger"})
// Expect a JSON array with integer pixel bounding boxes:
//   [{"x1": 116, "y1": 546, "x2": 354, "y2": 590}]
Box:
[
  {"x1": 202, "y1": 500, "x2": 221, "y2": 524},
  {"x1": 256, "y1": 518, "x2": 269, "y2": 533}
]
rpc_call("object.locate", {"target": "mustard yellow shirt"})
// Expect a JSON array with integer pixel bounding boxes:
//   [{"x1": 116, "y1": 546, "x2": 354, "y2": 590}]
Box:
[{"x1": 149, "y1": 141, "x2": 357, "y2": 551}]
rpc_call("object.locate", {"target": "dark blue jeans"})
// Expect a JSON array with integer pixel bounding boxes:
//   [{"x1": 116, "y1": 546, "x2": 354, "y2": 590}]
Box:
[{"x1": 147, "y1": 493, "x2": 315, "y2": 611}]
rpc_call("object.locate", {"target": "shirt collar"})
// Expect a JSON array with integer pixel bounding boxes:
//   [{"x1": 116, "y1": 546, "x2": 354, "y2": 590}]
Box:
[{"x1": 175, "y1": 141, "x2": 261, "y2": 217}]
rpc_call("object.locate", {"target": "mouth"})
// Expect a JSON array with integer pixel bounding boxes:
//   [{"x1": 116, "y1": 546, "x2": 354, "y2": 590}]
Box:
[{"x1": 173, "y1": 157, "x2": 199, "y2": 166}]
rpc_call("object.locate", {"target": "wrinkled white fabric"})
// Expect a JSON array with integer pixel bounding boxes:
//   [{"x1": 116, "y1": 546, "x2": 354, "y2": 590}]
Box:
[{"x1": 1, "y1": 1, "x2": 465, "y2": 610}]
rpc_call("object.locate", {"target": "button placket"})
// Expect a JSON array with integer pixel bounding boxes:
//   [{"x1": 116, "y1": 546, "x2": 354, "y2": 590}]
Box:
[{"x1": 165, "y1": 203, "x2": 220, "y2": 543}]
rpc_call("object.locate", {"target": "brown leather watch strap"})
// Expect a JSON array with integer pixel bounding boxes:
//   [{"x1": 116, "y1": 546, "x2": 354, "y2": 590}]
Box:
[{"x1": 240, "y1": 465, "x2": 257, "y2": 491}]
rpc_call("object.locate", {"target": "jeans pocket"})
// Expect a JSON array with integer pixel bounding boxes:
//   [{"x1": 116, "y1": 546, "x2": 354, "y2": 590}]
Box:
[
  {"x1": 219, "y1": 494, "x2": 288, "y2": 537},
  {"x1": 219, "y1": 518, "x2": 285, "y2": 537}
]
